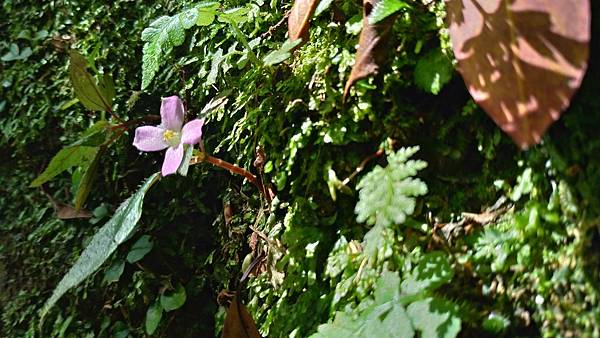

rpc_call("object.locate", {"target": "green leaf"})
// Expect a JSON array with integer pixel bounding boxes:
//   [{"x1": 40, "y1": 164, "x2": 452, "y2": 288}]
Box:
[
  {"x1": 217, "y1": 6, "x2": 251, "y2": 24},
  {"x1": 141, "y1": 5, "x2": 210, "y2": 89},
  {"x1": 315, "y1": 0, "x2": 334, "y2": 17},
  {"x1": 74, "y1": 147, "x2": 104, "y2": 210},
  {"x1": 369, "y1": 0, "x2": 411, "y2": 24},
  {"x1": 263, "y1": 39, "x2": 302, "y2": 66},
  {"x1": 414, "y1": 48, "x2": 454, "y2": 95},
  {"x1": 160, "y1": 284, "x2": 187, "y2": 311},
  {"x1": 69, "y1": 51, "x2": 113, "y2": 112},
  {"x1": 407, "y1": 298, "x2": 461, "y2": 338},
  {"x1": 177, "y1": 145, "x2": 194, "y2": 176},
  {"x1": 401, "y1": 252, "x2": 453, "y2": 296},
  {"x1": 146, "y1": 301, "x2": 163, "y2": 335},
  {"x1": 103, "y1": 260, "x2": 125, "y2": 284},
  {"x1": 30, "y1": 146, "x2": 99, "y2": 187},
  {"x1": 197, "y1": 2, "x2": 220, "y2": 26},
  {"x1": 40, "y1": 173, "x2": 160, "y2": 321},
  {"x1": 355, "y1": 146, "x2": 428, "y2": 228},
  {"x1": 69, "y1": 120, "x2": 112, "y2": 147},
  {"x1": 126, "y1": 235, "x2": 153, "y2": 263}
]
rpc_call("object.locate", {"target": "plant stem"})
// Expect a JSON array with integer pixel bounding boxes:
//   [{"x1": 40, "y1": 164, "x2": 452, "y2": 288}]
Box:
[{"x1": 190, "y1": 154, "x2": 264, "y2": 193}]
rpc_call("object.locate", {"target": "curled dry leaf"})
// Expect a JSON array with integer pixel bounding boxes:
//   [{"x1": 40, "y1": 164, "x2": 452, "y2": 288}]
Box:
[
  {"x1": 446, "y1": 0, "x2": 591, "y2": 149},
  {"x1": 44, "y1": 191, "x2": 92, "y2": 219},
  {"x1": 221, "y1": 295, "x2": 262, "y2": 338},
  {"x1": 288, "y1": 0, "x2": 320, "y2": 45},
  {"x1": 343, "y1": 0, "x2": 397, "y2": 100}
]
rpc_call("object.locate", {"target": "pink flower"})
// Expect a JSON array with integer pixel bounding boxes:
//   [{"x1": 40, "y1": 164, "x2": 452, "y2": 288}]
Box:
[{"x1": 133, "y1": 96, "x2": 204, "y2": 176}]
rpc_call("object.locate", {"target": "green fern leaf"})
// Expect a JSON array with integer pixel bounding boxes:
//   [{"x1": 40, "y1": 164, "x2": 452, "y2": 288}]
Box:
[{"x1": 355, "y1": 146, "x2": 428, "y2": 228}]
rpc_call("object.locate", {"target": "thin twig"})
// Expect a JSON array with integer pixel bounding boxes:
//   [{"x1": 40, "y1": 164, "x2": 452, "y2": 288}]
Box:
[
  {"x1": 260, "y1": 10, "x2": 290, "y2": 40},
  {"x1": 342, "y1": 148, "x2": 385, "y2": 185}
]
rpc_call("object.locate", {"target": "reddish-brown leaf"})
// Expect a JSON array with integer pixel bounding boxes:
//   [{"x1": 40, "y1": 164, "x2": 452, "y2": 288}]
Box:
[
  {"x1": 343, "y1": 0, "x2": 397, "y2": 100},
  {"x1": 288, "y1": 0, "x2": 320, "y2": 44},
  {"x1": 44, "y1": 192, "x2": 92, "y2": 219},
  {"x1": 446, "y1": 0, "x2": 591, "y2": 149},
  {"x1": 221, "y1": 295, "x2": 262, "y2": 338}
]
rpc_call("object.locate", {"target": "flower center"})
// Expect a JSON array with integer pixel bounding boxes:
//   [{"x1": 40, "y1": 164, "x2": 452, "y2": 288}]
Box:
[{"x1": 163, "y1": 129, "x2": 181, "y2": 147}]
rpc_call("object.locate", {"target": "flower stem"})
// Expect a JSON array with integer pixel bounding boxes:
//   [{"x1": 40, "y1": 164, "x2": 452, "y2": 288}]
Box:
[{"x1": 190, "y1": 154, "x2": 263, "y2": 193}]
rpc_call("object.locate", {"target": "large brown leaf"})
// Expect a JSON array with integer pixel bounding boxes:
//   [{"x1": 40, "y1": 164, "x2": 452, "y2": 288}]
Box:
[
  {"x1": 221, "y1": 295, "x2": 262, "y2": 338},
  {"x1": 288, "y1": 0, "x2": 320, "y2": 44},
  {"x1": 446, "y1": 0, "x2": 591, "y2": 149},
  {"x1": 343, "y1": 0, "x2": 397, "y2": 100}
]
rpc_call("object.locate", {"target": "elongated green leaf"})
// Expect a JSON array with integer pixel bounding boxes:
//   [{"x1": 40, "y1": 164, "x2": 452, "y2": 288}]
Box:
[
  {"x1": 160, "y1": 284, "x2": 187, "y2": 312},
  {"x1": 263, "y1": 39, "x2": 302, "y2": 66},
  {"x1": 145, "y1": 301, "x2": 163, "y2": 335},
  {"x1": 40, "y1": 173, "x2": 160, "y2": 321},
  {"x1": 30, "y1": 146, "x2": 99, "y2": 187},
  {"x1": 74, "y1": 146, "x2": 104, "y2": 210},
  {"x1": 69, "y1": 51, "x2": 112, "y2": 112}
]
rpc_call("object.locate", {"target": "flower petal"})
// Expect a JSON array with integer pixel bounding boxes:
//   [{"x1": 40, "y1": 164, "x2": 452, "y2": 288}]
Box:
[
  {"x1": 162, "y1": 144, "x2": 184, "y2": 176},
  {"x1": 160, "y1": 96, "x2": 184, "y2": 131},
  {"x1": 133, "y1": 126, "x2": 168, "y2": 152},
  {"x1": 181, "y1": 119, "x2": 204, "y2": 145}
]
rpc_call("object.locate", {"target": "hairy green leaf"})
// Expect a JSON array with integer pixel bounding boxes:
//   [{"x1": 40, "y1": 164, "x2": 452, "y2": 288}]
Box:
[
  {"x1": 40, "y1": 172, "x2": 160, "y2": 321},
  {"x1": 355, "y1": 146, "x2": 428, "y2": 227},
  {"x1": 141, "y1": 6, "x2": 204, "y2": 89}
]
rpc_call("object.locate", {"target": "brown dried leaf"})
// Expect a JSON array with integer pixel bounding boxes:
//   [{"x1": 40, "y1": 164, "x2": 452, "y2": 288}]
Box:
[
  {"x1": 288, "y1": 0, "x2": 320, "y2": 45},
  {"x1": 44, "y1": 192, "x2": 92, "y2": 219},
  {"x1": 343, "y1": 0, "x2": 397, "y2": 100},
  {"x1": 446, "y1": 0, "x2": 591, "y2": 149},
  {"x1": 221, "y1": 295, "x2": 262, "y2": 338}
]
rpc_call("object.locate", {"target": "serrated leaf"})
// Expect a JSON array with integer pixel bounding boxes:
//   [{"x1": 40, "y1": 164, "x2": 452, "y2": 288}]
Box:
[
  {"x1": 69, "y1": 51, "x2": 112, "y2": 112},
  {"x1": 446, "y1": 0, "x2": 591, "y2": 148},
  {"x1": 401, "y1": 251, "x2": 453, "y2": 296},
  {"x1": 145, "y1": 301, "x2": 163, "y2": 335},
  {"x1": 407, "y1": 298, "x2": 461, "y2": 338},
  {"x1": 414, "y1": 48, "x2": 454, "y2": 95},
  {"x1": 344, "y1": 0, "x2": 397, "y2": 99},
  {"x1": 30, "y1": 146, "x2": 99, "y2": 187},
  {"x1": 126, "y1": 235, "x2": 153, "y2": 263},
  {"x1": 103, "y1": 260, "x2": 125, "y2": 284},
  {"x1": 355, "y1": 146, "x2": 428, "y2": 227},
  {"x1": 40, "y1": 173, "x2": 160, "y2": 321},
  {"x1": 288, "y1": 0, "x2": 319, "y2": 45},
  {"x1": 161, "y1": 284, "x2": 187, "y2": 312},
  {"x1": 368, "y1": 0, "x2": 410, "y2": 24},
  {"x1": 263, "y1": 39, "x2": 302, "y2": 66},
  {"x1": 141, "y1": 7, "x2": 201, "y2": 90}
]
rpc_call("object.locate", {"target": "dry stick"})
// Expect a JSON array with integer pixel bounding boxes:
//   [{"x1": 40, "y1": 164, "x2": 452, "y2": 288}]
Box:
[
  {"x1": 342, "y1": 148, "x2": 385, "y2": 185},
  {"x1": 260, "y1": 10, "x2": 290, "y2": 40}
]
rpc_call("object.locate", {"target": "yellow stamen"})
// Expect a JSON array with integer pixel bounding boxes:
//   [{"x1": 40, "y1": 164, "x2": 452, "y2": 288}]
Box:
[{"x1": 163, "y1": 130, "x2": 176, "y2": 142}]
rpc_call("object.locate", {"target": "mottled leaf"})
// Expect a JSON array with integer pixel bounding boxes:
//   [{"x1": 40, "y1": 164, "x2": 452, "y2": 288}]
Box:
[
  {"x1": 40, "y1": 173, "x2": 160, "y2": 321},
  {"x1": 344, "y1": 0, "x2": 397, "y2": 99},
  {"x1": 221, "y1": 295, "x2": 262, "y2": 338},
  {"x1": 446, "y1": 0, "x2": 591, "y2": 148},
  {"x1": 288, "y1": 0, "x2": 320, "y2": 45}
]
